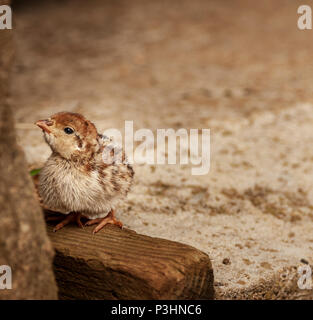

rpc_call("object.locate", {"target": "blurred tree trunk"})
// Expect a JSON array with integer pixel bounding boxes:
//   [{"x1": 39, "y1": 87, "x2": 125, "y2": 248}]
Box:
[{"x1": 0, "y1": 0, "x2": 58, "y2": 299}]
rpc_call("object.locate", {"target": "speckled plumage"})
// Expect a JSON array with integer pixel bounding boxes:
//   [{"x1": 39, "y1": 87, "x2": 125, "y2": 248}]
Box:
[{"x1": 36, "y1": 112, "x2": 134, "y2": 222}]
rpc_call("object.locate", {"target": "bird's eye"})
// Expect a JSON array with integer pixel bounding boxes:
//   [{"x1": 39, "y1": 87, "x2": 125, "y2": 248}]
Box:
[{"x1": 64, "y1": 127, "x2": 74, "y2": 134}]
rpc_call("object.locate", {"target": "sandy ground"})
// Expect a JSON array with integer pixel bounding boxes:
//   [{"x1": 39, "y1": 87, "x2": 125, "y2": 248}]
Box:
[{"x1": 11, "y1": 0, "x2": 313, "y2": 298}]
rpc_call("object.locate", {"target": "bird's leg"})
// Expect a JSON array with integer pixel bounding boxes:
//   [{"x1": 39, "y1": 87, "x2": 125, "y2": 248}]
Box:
[
  {"x1": 53, "y1": 212, "x2": 83, "y2": 232},
  {"x1": 85, "y1": 209, "x2": 123, "y2": 234}
]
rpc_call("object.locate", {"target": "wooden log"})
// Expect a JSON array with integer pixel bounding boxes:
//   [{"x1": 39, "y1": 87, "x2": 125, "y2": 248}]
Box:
[{"x1": 47, "y1": 223, "x2": 214, "y2": 300}]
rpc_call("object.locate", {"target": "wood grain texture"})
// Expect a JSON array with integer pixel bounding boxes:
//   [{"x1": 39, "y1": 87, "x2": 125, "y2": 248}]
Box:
[{"x1": 47, "y1": 224, "x2": 214, "y2": 299}]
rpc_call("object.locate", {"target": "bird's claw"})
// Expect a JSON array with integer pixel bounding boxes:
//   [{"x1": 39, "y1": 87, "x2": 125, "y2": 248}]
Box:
[
  {"x1": 52, "y1": 212, "x2": 84, "y2": 232},
  {"x1": 85, "y1": 210, "x2": 123, "y2": 234}
]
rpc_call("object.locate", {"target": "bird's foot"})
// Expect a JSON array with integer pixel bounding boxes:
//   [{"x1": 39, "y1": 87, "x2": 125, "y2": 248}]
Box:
[
  {"x1": 85, "y1": 209, "x2": 123, "y2": 234},
  {"x1": 52, "y1": 212, "x2": 84, "y2": 232}
]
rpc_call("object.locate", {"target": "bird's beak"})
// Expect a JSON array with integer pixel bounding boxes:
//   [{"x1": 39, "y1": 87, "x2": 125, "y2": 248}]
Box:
[{"x1": 35, "y1": 119, "x2": 53, "y2": 134}]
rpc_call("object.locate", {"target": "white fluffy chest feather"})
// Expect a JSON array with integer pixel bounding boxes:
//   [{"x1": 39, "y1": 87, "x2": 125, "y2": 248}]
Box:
[
  {"x1": 39, "y1": 157, "x2": 115, "y2": 218},
  {"x1": 57, "y1": 166, "x2": 102, "y2": 197}
]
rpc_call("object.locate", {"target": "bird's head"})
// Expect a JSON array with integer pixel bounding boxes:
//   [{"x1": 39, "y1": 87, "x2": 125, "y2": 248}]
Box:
[{"x1": 35, "y1": 112, "x2": 99, "y2": 160}]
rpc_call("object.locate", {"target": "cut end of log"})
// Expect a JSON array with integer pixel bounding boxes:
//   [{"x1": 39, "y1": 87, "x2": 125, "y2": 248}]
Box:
[{"x1": 47, "y1": 223, "x2": 214, "y2": 300}]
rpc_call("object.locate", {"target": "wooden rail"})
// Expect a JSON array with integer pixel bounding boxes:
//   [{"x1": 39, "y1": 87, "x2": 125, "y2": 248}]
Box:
[{"x1": 47, "y1": 223, "x2": 214, "y2": 299}]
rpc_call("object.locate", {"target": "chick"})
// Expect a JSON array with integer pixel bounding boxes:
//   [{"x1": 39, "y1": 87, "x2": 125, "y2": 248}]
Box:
[{"x1": 35, "y1": 112, "x2": 134, "y2": 233}]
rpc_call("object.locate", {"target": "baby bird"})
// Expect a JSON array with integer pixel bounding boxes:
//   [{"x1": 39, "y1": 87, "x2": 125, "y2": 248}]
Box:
[{"x1": 35, "y1": 112, "x2": 134, "y2": 233}]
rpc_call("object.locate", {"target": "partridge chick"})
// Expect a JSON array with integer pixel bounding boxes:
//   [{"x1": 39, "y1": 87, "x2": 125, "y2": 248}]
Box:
[{"x1": 35, "y1": 112, "x2": 134, "y2": 233}]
